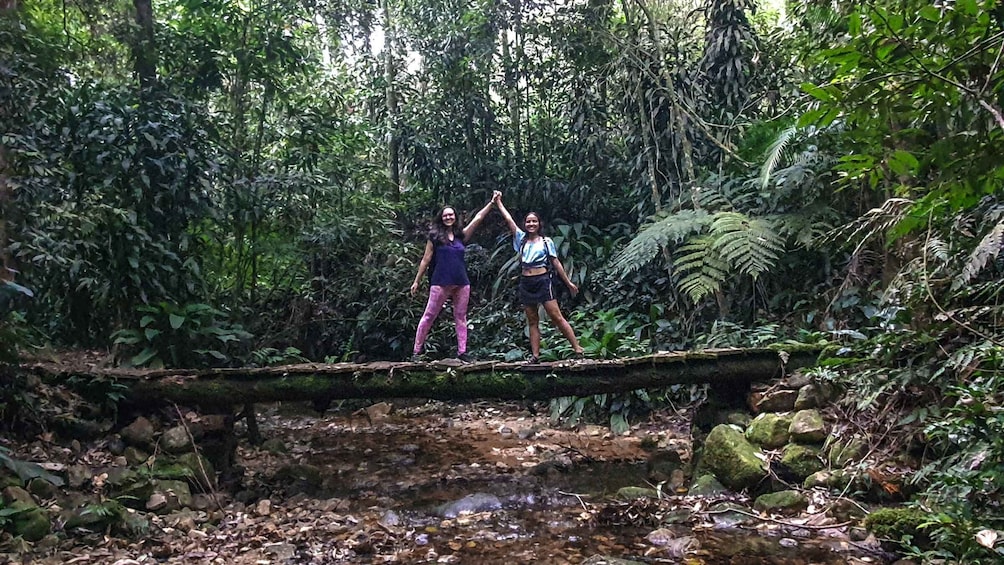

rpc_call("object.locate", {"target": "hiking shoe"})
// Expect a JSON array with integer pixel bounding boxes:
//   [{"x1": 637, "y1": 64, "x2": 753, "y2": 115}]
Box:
[
  {"x1": 410, "y1": 354, "x2": 423, "y2": 363},
  {"x1": 526, "y1": 355, "x2": 540, "y2": 364},
  {"x1": 457, "y1": 353, "x2": 474, "y2": 363},
  {"x1": 572, "y1": 351, "x2": 586, "y2": 360}
]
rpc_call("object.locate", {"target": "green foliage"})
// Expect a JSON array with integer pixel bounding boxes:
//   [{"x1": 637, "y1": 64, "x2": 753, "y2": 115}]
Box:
[
  {"x1": 250, "y1": 347, "x2": 308, "y2": 367},
  {"x1": 0, "y1": 281, "x2": 35, "y2": 364},
  {"x1": 112, "y1": 303, "x2": 252, "y2": 368},
  {"x1": 549, "y1": 389, "x2": 653, "y2": 435},
  {"x1": 572, "y1": 308, "x2": 650, "y2": 360}
]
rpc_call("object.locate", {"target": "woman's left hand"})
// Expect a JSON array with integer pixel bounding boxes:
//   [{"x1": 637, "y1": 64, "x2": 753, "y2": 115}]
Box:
[{"x1": 567, "y1": 282, "x2": 579, "y2": 297}]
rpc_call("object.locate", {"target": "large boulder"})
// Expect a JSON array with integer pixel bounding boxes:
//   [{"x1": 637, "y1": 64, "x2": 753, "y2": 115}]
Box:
[{"x1": 700, "y1": 425, "x2": 767, "y2": 491}]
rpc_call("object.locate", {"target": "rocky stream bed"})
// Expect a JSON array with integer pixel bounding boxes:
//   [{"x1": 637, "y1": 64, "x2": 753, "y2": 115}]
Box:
[{"x1": 0, "y1": 388, "x2": 907, "y2": 564}]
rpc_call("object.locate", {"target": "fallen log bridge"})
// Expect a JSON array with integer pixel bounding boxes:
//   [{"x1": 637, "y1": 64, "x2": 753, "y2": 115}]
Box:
[{"x1": 29, "y1": 347, "x2": 820, "y2": 408}]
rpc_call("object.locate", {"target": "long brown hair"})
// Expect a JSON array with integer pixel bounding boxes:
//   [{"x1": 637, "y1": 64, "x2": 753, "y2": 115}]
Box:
[{"x1": 428, "y1": 206, "x2": 466, "y2": 246}]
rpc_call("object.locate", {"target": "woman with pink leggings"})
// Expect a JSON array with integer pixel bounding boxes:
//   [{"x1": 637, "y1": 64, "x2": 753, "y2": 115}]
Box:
[{"x1": 409, "y1": 192, "x2": 500, "y2": 362}]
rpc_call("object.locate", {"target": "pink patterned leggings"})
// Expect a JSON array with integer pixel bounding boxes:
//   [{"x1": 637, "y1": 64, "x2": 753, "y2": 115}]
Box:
[{"x1": 413, "y1": 285, "x2": 471, "y2": 355}]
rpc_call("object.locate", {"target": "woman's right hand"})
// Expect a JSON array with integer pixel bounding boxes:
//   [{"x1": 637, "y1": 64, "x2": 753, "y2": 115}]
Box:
[{"x1": 410, "y1": 281, "x2": 419, "y2": 296}]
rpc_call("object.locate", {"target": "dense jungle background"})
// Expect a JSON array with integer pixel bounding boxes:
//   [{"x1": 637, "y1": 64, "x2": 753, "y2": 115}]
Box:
[{"x1": 1, "y1": 0, "x2": 1003, "y2": 561}]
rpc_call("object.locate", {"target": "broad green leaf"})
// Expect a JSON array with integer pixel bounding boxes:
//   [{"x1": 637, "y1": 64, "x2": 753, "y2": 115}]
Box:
[
  {"x1": 131, "y1": 348, "x2": 159, "y2": 367},
  {"x1": 919, "y1": 5, "x2": 941, "y2": 21},
  {"x1": 0, "y1": 452, "x2": 65, "y2": 487},
  {"x1": 888, "y1": 150, "x2": 919, "y2": 176},
  {"x1": 169, "y1": 314, "x2": 185, "y2": 329},
  {"x1": 801, "y1": 83, "x2": 833, "y2": 102}
]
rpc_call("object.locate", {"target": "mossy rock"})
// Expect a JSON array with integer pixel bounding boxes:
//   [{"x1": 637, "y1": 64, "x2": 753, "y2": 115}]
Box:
[
  {"x1": 779, "y1": 444, "x2": 824, "y2": 481},
  {"x1": 863, "y1": 506, "x2": 930, "y2": 549},
  {"x1": 746, "y1": 413, "x2": 792, "y2": 449},
  {"x1": 753, "y1": 490, "x2": 809, "y2": 515},
  {"x1": 63, "y1": 499, "x2": 126, "y2": 531},
  {"x1": 687, "y1": 474, "x2": 726, "y2": 497},
  {"x1": 175, "y1": 453, "x2": 216, "y2": 490},
  {"x1": 827, "y1": 437, "x2": 867, "y2": 468},
  {"x1": 10, "y1": 502, "x2": 51, "y2": 542},
  {"x1": 700, "y1": 425, "x2": 767, "y2": 491}
]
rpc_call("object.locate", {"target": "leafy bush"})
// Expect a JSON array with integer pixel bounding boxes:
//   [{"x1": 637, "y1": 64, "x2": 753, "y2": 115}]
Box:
[
  {"x1": 112, "y1": 303, "x2": 252, "y2": 368},
  {"x1": 0, "y1": 280, "x2": 35, "y2": 364}
]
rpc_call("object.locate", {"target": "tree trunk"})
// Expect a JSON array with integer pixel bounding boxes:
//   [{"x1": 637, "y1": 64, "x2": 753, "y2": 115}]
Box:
[
  {"x1": 502, "y1": 0, "x2": 522, "y2": 162},
  {"x1": 132, "y1": 0, "x2": 157, "y2": 90},
  {"x1": 383, "y1": 0, "x2": 401, "y2": 196},
  {"x1": 0, "y1": 0, "x2": 17, "y2": 282},
  {"x1": 28, "y1": 348, "x2": 819, "y2": 409}
]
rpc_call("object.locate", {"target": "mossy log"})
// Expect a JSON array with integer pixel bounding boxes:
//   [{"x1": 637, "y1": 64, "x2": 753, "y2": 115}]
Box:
[{"x1": 27, "y1": 348, "x2": 819, "y2": 409}]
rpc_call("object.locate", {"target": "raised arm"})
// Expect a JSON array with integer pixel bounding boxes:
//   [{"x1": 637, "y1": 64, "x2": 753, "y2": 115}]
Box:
[
  {"x1": 462, "y1": 194, "x2": 498, "y2": 241},
  {"x1": 410, "y1": 240, "x2": 435, "y2": 296},
  {"x1": 496, "y1": 193, "x2": 519, "y2": 235}
]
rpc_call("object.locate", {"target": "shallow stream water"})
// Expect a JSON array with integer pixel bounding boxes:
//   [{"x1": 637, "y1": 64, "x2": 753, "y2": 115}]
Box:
[{"x1": 243, "y1": 401, "x2": 894, "y2": 564}]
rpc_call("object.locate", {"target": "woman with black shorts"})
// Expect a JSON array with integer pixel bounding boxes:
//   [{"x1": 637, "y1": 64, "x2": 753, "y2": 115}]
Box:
[{"x1": 496, "y1": 195, "x2": 584, "y2": 363}]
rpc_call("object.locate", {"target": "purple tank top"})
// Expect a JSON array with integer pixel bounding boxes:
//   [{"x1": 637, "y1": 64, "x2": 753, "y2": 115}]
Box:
[{"x1": 430, "y1": 238, "x2": 470, "y2": 286}]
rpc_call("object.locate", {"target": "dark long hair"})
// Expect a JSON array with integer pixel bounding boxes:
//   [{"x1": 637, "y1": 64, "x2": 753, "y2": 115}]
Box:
[
  {"x1": 524, "y1": 211, "x2": 546, "y2": 236},
  {"x1": 428, "y1": 206, "x2": 466, "y2": 246}
]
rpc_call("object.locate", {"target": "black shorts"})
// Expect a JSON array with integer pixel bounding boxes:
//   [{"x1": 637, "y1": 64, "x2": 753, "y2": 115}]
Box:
[{"x1": 519, "y1": 273, "x2": 555, "y2": 306}]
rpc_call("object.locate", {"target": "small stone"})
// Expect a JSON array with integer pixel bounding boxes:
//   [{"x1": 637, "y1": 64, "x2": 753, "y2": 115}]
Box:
[
  {"x1": 146, "y1": 493, "x2": 168, "y2": 512},
  {"x1": 121, "y1": 417, "x2": 156, "y2": 447},
  {"x1": 256, "y1": 498, "x2": 272, "y2": 516}
]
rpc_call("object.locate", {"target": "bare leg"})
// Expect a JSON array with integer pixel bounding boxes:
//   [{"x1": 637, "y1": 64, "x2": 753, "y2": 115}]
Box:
[
  {"x1": 524, "y1": 305, "x2": 541, "y2": 358},
  {"x1": 542, "y1": 300, "x2": 583, "y2": 354}
]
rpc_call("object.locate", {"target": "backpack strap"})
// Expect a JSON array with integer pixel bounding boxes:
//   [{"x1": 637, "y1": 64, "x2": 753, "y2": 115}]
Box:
[{"x1": 519, "y1": 235, "x2": 555, "y2": 271}]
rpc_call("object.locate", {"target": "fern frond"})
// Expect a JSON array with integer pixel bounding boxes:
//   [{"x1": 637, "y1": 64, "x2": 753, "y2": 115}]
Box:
[
  {"x1": 608, "y1": 209, "x2": 712, "y2": 274},
  {"x1": 694, "y1": 186, "x2": 732, "y2": 211},
  {"x1": 710, "y1": 212, "x2": 784, "y2": 279},
  {"x1": 760, "y1": 125, "x2": 798, "y2": 189},
  {"x1": 676, "y1": 236, "x2": 729, "y2": 303},
  {"x1": 958, "y1": 221, "x2": 1004, "y2": 286},
  {"x1": 768, "y1": 208, "x2": 836, "y2": 249}
]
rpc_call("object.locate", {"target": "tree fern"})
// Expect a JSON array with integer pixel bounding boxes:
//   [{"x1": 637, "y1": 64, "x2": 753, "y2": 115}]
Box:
[
  {"x1": 676, "y1": 236, "x2": 729, "y2": 303},
  {"x1": 710, "y1": 212, "x2": 784, "y2": 279},
  {"x1": 607, "y1": 209, "x2": 712, "y2": 275},
  {"x1": 957, "y1": 221, "x2": 1004, "y2": 287}
]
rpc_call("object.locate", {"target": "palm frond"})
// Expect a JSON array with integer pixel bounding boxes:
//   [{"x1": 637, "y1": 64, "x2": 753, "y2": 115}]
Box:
[
  {"x1": 607, "y1": 209, "x2": 712, "y2": 275},
  {"x1": 826, "y1": 197, "x2": 913, "y2": 248},
  {"x1": 710, "y1": 212, "x2": 784, "y2": 279},
  {"x1": 926, "y1": 237, "x2": 951, "y2": 265},
  {"x1": 957, "y1": 221, "x2": 1004, "y2": 286},
  {"x1": 760, "y1": 125, "x2": 798, "y2": 189}
]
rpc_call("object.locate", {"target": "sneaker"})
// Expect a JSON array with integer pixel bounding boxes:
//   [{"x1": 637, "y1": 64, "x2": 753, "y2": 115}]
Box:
[
  {"x1": 457, "y1": 353, "x2": 474, "y2": 363},
  {"x1": 410, "y1": 354, "x2": 423, "y2": 363},
  {"x1": 526, "y1": 355, "x2": 539, "y2": 364},
  {"x1": 572, "y1": 351, "x2": 585, "y2": 360}
]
